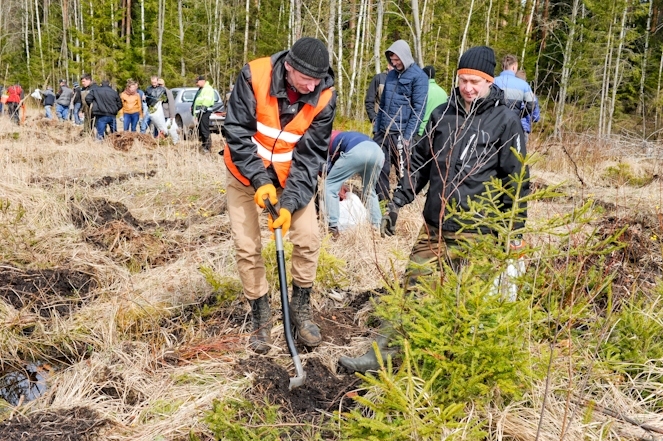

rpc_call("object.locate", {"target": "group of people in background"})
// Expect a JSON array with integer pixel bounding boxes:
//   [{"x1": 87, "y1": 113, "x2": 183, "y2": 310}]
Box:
[{"x1": 0, "y1": 74, "x2": 220, "y2": 150}]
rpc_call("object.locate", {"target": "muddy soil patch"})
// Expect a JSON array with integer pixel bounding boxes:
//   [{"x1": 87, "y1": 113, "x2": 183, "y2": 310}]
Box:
[
  {"x1": 316, "y1": 307, "x2": 369, "y2": 346},
  {"x1": 239, "y1": 357, "x2": 360, "y2": 419},
  {"x1": 0, "y1": 266, "x2": 97, "y2": 318},
  {"x1": 70, "y1": 198, "x2": 230, "y2": 270},
  {"x1": 107, "y1": 132, "x2": 159, "y2": 151},
  {"x1": 82, "y1": 220, "x2": 181, "y2": 269},
  {"x1": 596, "y1": 209, "x2": 663, "y2": 294},
  {"x1": 0, "y1": 406, "x2": 111, "y2": 440},
  {"x1": 31, "y1": 170, "x2": 158, "y2": 189}
]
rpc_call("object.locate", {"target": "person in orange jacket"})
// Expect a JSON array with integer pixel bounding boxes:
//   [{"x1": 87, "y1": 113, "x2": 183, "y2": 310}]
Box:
[
  {"x1": 223, "y1": 37, "x2": 336, "y2": 354},
  {"x1": 120, "y1": 79, "x2": 143, "y2": 132},
  {"x1": 6, "y1": 83, "x2": 24, "y2": 124}
]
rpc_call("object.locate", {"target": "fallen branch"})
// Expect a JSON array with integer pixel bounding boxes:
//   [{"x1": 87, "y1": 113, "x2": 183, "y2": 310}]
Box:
[{"x1": 573, "y1": 396, "x2": 663, "y2": 436}]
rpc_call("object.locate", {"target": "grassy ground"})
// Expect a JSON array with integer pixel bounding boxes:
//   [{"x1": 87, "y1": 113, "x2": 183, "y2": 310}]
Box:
[{"x1": 0, "y1": 109, "x2": 662, "y2": 440}]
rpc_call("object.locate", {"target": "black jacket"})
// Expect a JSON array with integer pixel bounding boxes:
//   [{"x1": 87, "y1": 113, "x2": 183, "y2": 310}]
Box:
[
  {"x1": 224, "y1": 50, "x2": 337, "y2": 214},
  {"x1": 85, "y1": 84, "x2": 122, "y2": 117},
  {"x1": 145, "y1": 85, "x2": 167, "y2": 107},
  {"x1": 393, "y1": 85, "x2": 529, "y2": 234},
  {"x1": 73, "y1": 87, "x2": 82, "y2": 105},
  {"x1": 364, "y1": 71, "x2": 387, "y2": 123},
  {"x1": 42, "y1": 90, "x2": 56, "y2": 106}
]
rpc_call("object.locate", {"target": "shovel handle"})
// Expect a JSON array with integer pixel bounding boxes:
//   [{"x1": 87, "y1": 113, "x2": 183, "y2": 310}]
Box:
[{"x1": 264, "y1": 198, "x2": 281, "y2": 221}]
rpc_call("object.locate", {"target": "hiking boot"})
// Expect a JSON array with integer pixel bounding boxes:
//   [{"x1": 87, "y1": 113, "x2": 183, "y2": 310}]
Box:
[
  {"x1": 329, "y1": 225, "x2": 340, "y2": 240},
  {"x1": 248, "y1": 294, "x2": 272, "y2": 354},
  {"x1": 339, "y1": 326, "x2": 397, "y2": 373},
  {"x1": 290, "y1": 284, "x2": 322, "y2": 347}
]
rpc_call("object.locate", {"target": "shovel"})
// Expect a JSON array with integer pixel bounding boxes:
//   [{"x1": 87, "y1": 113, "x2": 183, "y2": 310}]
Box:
[{"x1": 265, "y1": 199, "x2": 307, "y2": 390}]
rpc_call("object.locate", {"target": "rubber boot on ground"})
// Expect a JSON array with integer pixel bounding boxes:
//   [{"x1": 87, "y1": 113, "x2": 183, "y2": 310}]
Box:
[
  {"x1": 290, "y1": 284, "x2": 322, "y2": 347},
  {"x1": 338, "y1": 329, "x2": 398, "y2": 373},
  {"x1": 248, "y1": 294, "x2": 272, "y2": 354}
]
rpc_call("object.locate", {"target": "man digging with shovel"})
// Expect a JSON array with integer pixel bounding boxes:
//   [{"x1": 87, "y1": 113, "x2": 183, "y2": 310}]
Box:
[{"x1": 223, "y1": 37, "x2": 337, "y2": 354}]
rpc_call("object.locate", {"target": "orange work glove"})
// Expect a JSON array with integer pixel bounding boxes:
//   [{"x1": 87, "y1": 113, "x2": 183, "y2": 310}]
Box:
[
  {"x1": 254, "y1": 183, "x2": 277, "y2": 209},
  {"x1": 268, "y1": 208, "x2": 292, "y2": 236}
]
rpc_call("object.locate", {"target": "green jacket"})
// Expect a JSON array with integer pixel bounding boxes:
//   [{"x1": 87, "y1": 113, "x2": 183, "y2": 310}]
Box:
[
  {"x1": 418, "y1": 80, "x2": 448, "y2": 136},
  {"x1": 193, "y1": 82, "x2": 215, "y2": 113}
]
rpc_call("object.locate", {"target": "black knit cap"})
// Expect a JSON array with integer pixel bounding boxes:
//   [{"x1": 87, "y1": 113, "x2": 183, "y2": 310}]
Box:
[
  {"x1": 285, "y1": 37, "x2": 330, "y2": 79},
  {"x1": 457, "y1": 46, "x2": 496, "y2": 82}
]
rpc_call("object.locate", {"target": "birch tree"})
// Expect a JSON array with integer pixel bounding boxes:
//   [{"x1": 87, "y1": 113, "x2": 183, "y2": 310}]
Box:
[
  {"x1": 157, "y1": 0, "x2": 165, "y2": 76},
  {"x1": 553, "y1": 0, "x2": 581, "y2": 140},
  {"x1": 606, "y1": 0, "x2": 629, "y2": 138}
]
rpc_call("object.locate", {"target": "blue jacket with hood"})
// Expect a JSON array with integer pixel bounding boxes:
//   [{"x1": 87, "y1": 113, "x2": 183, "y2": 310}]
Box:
[{"x1": 374, "y1": 40, "x2": 428, "y2": 142}]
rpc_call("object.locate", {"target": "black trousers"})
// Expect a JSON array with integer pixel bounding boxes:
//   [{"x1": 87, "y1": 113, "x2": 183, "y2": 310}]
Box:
[
  {"x1": 7, "y1": 103, "x2": 20, "y2": 124},
  {"x1": 373, "y1": 131, "x2": 405, "y2": 202},
  {"x1": 198, "y1": 111, "x2": 212, "y2": 150}
]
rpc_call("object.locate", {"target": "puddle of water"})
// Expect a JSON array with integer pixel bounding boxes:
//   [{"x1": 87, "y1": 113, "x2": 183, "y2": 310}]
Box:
[{"x1": 0, "y1": 362, "x2": 51, "y2": 405}]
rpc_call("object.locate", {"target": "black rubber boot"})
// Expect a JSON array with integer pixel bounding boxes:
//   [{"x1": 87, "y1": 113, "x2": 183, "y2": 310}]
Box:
[
  {"x1": 339, "y1": 328, "x2": 398, "y2": 373},
  {"x1": 290, "y1": 285, "x2": 322, "y2": 347},
  {"x1": 248, "y1": 294, "x2": 272, "y2": 354}
]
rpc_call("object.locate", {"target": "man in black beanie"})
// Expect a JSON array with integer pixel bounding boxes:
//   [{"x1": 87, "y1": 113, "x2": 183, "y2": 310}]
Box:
[
  {"x1": 223, "y1": 37, "x2": 336, "y2": 354},
  {"x1": 341, "y1": 45, "x2": 530, "y2": 374}
]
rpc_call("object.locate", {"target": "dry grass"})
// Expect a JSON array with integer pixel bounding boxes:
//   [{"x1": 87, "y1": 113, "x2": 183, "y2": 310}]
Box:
[{"x1": 0, "y1": 112, "x2": 662, "y2": 439}]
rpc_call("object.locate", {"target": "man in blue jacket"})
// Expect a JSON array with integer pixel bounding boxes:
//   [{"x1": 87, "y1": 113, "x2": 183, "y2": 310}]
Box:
[
  {"x1": 373, "y1": 40, "x2": 428, "y2": 203},
  {"x1": 516, "y1": 69, "x2": 540, "y2": 143},
  {"x1": 493, "y1": 54, "x2": 535, "y2": 123}
]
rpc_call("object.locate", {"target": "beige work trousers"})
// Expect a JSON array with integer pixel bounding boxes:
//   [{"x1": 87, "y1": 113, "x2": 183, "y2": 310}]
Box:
[{"x1": 226, "y1": 170, "x2": 320, "y2": 300}]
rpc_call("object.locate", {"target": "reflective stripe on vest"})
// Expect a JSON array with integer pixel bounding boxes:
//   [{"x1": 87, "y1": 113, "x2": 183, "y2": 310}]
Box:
[{"x1": 224, "y1": 56, "x2": 333, "y2": 188}]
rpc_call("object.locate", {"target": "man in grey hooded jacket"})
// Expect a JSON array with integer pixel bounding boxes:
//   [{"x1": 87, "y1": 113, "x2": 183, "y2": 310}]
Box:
[
  {"x1": 56, "y1": 80, "x2": 74, "y2": 121},
  {"x1": 373, "y1": 40, "x2": 428, "y2": 203}
]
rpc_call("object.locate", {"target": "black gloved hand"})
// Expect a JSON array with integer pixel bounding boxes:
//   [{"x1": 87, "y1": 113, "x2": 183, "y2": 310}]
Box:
[{"x1": 380, "y1": 203, "x2": 399, "y2": 237}]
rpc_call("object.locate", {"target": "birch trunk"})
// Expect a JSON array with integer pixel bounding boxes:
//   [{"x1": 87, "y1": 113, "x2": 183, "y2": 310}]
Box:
[
  {"x1": 141, "y1": 0, "x2": 145, "y2": 65},
  {"x1": 485, "y1": 0, "x2": 492, "y2": 45},
  {"x1": 125, "y1": 0, "x2": 132, "y2": 46},
  {"x1": 327, "y1": 0, "x2": 336, "y2": 60},
  {"x1": 157, "y1": 0, "x2": 165, "y2": 76},
  {"x1": 553, "y1": 0, "x2": 580, "y2": 140},
  {"x1": 411, "y1": 0, "x2": 423, "y2": 65},
  {"x1": 640, "y1": 0, "x2": 653, "y2": 136},
  {"x1": 179, "y1": 0, "x2": 185, "y2": 76},
  {"x1": 655, "y1": 47, "x2": 663, "y2": 134},
  {"x1": 373, "y1": 0, "x2": 384, "y2": 74},
  {"x1": 606, "y1": 1, "x2": 628, "y2": 138},
  {"x1": 61, "y1": 0, "x2": 69, "y2": 80},
  {"x1": 598, "y1": 22, "x2": 613, "y2": 137},
  {"x1": 241, "y1": 0, "x2": 249, "y2": 64},
  {"x1": 459, "y1": 0, "x2": 475, "y2": 56},
  {"x1": 35, "y1": 0, "x2": 45, "y2": 77},
  {"x1": 24, "y1": 0, "x2": 31, "y2": 75},
  {"x1": 520, "y1": 0, "x2": 536, "y2": 63},
  {"x1": 346, "y1": 0, "x2": 366, "y2": 114}
]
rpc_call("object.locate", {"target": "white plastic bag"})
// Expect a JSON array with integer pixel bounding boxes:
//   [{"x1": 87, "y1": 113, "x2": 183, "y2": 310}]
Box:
[
  {"x1": 338, "y1": 192, "x2": 369, "y2": 231},
  {"x1": 31, "y1": 89, "x2": 42, "y2": 100},
  {"x1": 490, "y1": 258, "x2": 526, "y2": 302},
  {"x1": 149, "y1": 102, "x2": 179, "y2": 144}
]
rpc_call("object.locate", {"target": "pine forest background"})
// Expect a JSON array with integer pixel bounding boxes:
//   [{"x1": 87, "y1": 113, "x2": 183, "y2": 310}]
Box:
[{"x1": 1, "y1": 0, "x2": 663, "y2": 138}]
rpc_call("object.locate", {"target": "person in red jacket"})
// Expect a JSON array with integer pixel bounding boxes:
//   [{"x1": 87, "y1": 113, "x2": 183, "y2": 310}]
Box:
[
  {"x1": 224, "y1": 37, "x2": 336, "y2": 354},
  {"x1": 6, "y1": 83, "x2": 24, "y2": 124}
]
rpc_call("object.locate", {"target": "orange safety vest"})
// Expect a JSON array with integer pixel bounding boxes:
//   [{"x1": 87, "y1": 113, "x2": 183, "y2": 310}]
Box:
[{"x1": 224, "y1": 57, "x2": 333, "y2": 188}]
